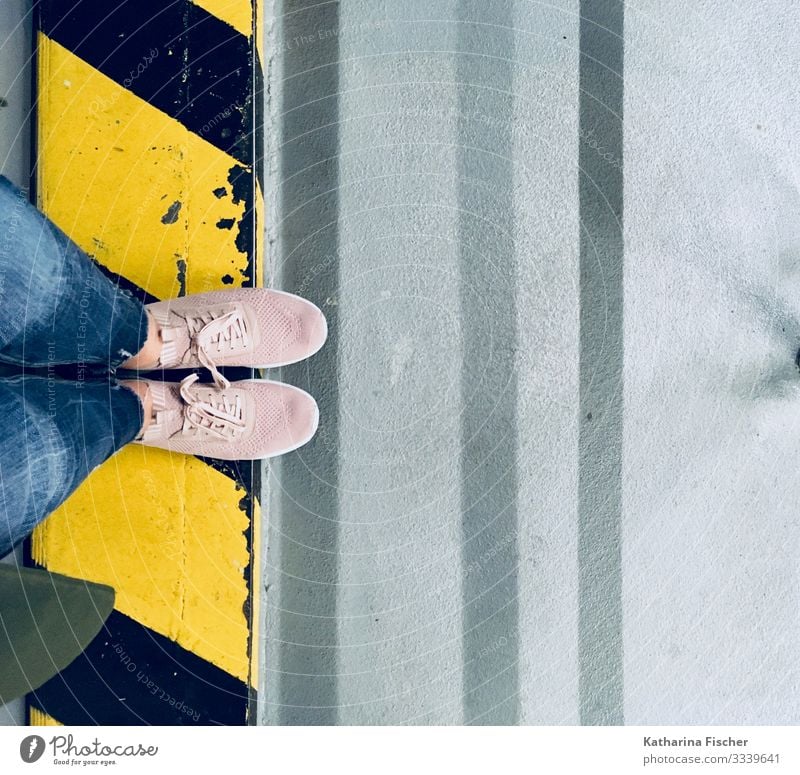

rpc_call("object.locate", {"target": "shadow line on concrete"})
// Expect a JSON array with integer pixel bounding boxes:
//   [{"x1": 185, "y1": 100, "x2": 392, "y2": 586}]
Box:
[
  {"x1": 273, "y1": 0, "x2": 342, "y2": 726},
  {"x1": 577, "y1": 0, "x2": 625, "y2": 726},
  {"x1": 457, "y1": 0, "x2": 521, "y2": 726}
]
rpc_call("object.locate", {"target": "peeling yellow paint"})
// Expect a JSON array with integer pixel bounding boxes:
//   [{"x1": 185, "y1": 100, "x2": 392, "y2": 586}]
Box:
[{"x1": 35, "y1": 37, "x2": 251, "y2": 299}]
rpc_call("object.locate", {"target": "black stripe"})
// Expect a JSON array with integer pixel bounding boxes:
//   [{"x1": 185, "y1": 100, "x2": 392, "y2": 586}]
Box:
[
  {"x1": 29, "y1": 610, "x2": 247, "y2": 725},
  {"x1": 92, "y1": 260, "x2": 161, "y2": 306},
  {"x1": 577, "y1": 0, "x2": 625, "y2": 726},
  {"x1": 226, "y1": 163, "x2": 258, "y2": 288},
  {"x1": 39, "y1": 0, "x2": 254, "y2": 168},
  {"x1": 253, "y1": 40, "x2": 265, "y2": 194}
]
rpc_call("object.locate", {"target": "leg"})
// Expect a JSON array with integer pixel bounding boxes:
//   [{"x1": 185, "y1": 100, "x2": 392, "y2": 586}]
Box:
[
  {"x1": 0, "y1": 175, "x2": 148, "y2": 368},
  {"x1": 0, "y1": 375, "x2": 144, "y2": 559}
]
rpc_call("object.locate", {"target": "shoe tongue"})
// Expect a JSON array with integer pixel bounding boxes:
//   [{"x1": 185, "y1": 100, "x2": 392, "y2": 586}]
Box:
[
  {"x1": 157, "y1": 311, "x2": 193, "y2": 369},
  {"x1": 147, "y1": 380, "x2": 187, "y2": 440}
]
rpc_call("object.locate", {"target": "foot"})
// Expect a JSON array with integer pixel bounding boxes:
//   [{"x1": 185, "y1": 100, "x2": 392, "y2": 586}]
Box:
[
  {"x1": 144, "y1": 289, "x2": 328, "y2": 387},
  {"x1": 133, "y1": 374, "x2": 319, "y2": 460}
]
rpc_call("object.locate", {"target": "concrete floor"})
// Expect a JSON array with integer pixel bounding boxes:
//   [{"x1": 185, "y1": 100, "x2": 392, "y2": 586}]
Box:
[
  {"x1": 263, "y1": 0, "x2": 800, "y2": 724},
  {"x1": 622, "y1": 0, "x2": 800, "y2": 724}
]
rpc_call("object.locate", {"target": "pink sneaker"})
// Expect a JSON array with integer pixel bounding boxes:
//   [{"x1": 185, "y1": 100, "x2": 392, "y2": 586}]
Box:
[
  {"x1": 134, "y1": 374, "x2": 319, "y2": 460},
  {"x1": 147, "y1": 289, "x2": 328, "y2": 387}
]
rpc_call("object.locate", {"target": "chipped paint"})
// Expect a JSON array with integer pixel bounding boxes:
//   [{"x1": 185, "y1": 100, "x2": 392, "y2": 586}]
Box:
[
  {"x1": 176, "y1": 258, "x2": 187, "y2": 295},
  {"x1": 35, "y1": 40, "x2": 251, "y2": 298},
  {"x1": 161, "y1": 200, "x2": 182, "y2": 224}
]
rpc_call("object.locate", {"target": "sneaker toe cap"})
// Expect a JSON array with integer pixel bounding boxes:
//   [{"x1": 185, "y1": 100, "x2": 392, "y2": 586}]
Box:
[
  {"x1": 258, "y1": 290, "x2": 328, "y2": 365},
  {"x1": 255, "y1": 382, "x2": 319, "y2": 458}
]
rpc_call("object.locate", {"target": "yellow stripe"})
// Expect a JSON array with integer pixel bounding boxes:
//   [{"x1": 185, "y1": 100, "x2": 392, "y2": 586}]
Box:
[
  {"x1": 29, "y1": 708, "x2": 62, "y2": 726},
  {"x1": 35, "y1": 38, "x2": 251, "y2": 298},
  {"x1": 191, "y1": 0, "x2": 253, "y2": 42},
  {"x1": 254, "y1": 0, "x2": 264, "y2": 85},
  {"x1": 33, "y1": 447, "x2": 252, "y2": 681},
  {"x1": 32, "y1": 35, "x2": 259, "y2": 684},
  {"x1": 248, "y1": 497, "x2": 261, "y2": 691}
]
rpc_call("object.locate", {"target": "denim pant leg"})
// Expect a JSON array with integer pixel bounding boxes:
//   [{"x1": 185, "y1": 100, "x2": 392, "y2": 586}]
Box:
[
  {"x1": 0, "y1": 376, "x2": 143, "y2": 560},
  {"x1": 0, "y1": 175, "x2": 148, "y2": 368}
]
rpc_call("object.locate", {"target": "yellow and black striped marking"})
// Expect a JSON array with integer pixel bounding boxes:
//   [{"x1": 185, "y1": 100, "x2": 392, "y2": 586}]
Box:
[{"x1": 28, "y1": 0, "x2": 264, "y2": 726}]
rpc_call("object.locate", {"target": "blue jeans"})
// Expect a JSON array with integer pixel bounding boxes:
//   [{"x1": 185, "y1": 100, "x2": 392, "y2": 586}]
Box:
[{"x1": 0, "y1": 176, "x2": 146, "y2": 559}]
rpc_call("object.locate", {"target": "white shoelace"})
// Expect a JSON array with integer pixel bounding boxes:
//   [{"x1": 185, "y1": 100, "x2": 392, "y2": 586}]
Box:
[
  {"x1": 187, "y1": 309, "x2": 249, "y2": 389},
  {"x1": 179, "y1": 373, "x2": 245, "y2": 440}
]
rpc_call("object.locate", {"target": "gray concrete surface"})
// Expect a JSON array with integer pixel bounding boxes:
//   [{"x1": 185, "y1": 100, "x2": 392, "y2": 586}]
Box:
[
  {"x1": 263, "y1": 0, "x2": 800, "y2": 725},
  {"x1": 0, "y1": 0, "x2": 32, "y2": 728},
  {"x1": 262, "y1": 0, "x2": 582, "y2": 724},
  {"x1": 622, "y1": 0, "x2": 800, "y2": 724},
  {"x1": 0, "y1": 0, "x2": 30, "y2": 191}
]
